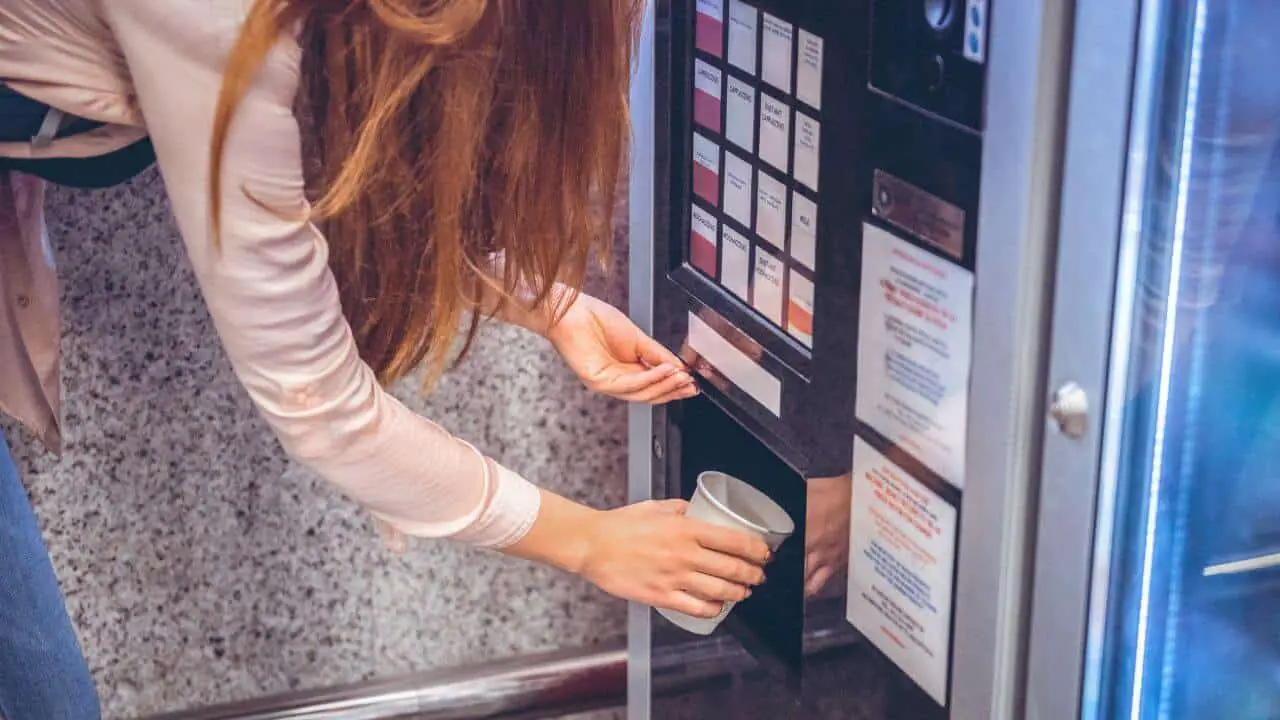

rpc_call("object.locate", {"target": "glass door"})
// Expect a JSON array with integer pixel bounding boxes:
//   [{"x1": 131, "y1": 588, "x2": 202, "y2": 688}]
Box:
[
  {"x1": 1086, "y1": 1, "x2": 1280, "y2": 716},
  {"x1": 1027, "y1": 1, "x2": 1280, "y2": 718}
]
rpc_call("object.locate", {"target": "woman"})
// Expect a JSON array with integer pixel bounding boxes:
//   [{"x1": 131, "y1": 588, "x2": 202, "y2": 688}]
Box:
[{"x1": 0, "y1": 1, "x2": 770, "y2": 716}]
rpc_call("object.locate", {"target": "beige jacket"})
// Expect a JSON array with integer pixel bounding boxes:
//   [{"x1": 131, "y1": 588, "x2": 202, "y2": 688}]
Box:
[{"x1": 0, "y1": 0, "x2": 541, "y2": 548}]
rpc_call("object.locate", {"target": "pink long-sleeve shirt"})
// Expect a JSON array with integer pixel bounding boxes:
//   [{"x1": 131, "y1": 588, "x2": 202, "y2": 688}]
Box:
[{"x1": 0, "y1": 0, "x2": 542, "y2": 548}]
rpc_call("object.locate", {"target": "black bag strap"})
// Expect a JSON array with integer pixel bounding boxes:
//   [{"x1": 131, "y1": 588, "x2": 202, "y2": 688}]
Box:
[
  {"x1": 0, "y1": 84, "x2": 104, "y2": 144},
  {"x1": 0, "y1": 84, "x2": 154, "y2": 188},
  {"x1": 0, "y1": 138, "x2": 156, "y2": 189}
]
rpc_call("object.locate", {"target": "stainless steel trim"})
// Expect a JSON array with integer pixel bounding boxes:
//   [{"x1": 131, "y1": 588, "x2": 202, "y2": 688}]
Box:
[
  {"x1": 951, "y1": 0, "x2": 1074, "y2": 717},
  {"x1": 1078, "y1": 1, "x2": 1170, "y2": 717},
  {"x1": 1022, "y1": 0, "x2": 1144, "y2": 716},
  {"x1": 146, "y1": 647, "x2": 626, "y2": 720},
  {"x1": 143, "y1": 624, "x2": 862, "y2": 720},
  {"x1": 626, "y1": 4, "x2": 658, "y2": 719}
]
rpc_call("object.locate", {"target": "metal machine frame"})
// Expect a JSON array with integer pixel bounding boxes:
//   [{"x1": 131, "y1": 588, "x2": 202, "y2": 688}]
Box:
[{"x1": 1024, "y1": 0, "x2": 1164, "y2": 718}]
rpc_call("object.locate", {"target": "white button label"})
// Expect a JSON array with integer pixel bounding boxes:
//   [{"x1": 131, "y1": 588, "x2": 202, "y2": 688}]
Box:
[
  {"x1": 693, "y1": 60, "x2": 723, "y2": 132},
  {"x1": 755, "y1": 172, "x2": 787, "y2": 250},
  {"x1": 761, "y1": 13, "x2": 794, "y2": 93},
  {"x1": 696, "y1": 0, "x2": 726, "y2": 57},
  {"x1": 725, "y1": 76, "x2": 756, "y2": 152},
  {"x1": 758, "y1": 93, "x2": 790, "y2": 173},
  {"x1": 721, "y1": 225, "x2": 751, "y2": 302},
  {"x1": 793, "y1": 112, "x2": 820, "y2": 191},
  {"x1": 787, "y1": 271, "x2": 814, "y2": 347},
  {"x1": 727, "y1": 1, "x2": 759, "y2": 74},
  {"x1": 690, "y1": 204, "x2": 719, "y2": 277},
  {"x1": 796, "y1": 30, "x2": 823, "y2": 109},
  {"x1": 752, "y1": 245, "x2": 785, "y2": 326},
  {"x1": 722, "y1": 151, "x2": 754, "y2": 229},
  {"x1": 693, "y1": 133, "x2": 720, "y2": 206},
  {"x1": 791, "y1": 192, "x2": 817, "y2": 270}
]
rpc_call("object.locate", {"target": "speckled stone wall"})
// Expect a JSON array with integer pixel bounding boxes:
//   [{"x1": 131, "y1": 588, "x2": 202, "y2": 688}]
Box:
[{"x1": 4, "y1": 168, "x2": 631, "y2": 718}]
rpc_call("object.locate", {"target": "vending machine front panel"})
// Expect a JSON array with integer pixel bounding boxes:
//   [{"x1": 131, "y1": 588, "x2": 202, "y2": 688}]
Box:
[{"x1": 630, "y1": 0, "x2": 1072, "y2": 717}]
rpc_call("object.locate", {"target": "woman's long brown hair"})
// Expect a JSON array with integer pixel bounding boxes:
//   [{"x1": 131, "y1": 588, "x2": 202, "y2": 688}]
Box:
[{"x1": 210, "y1": 0, "x2": 641, "y2": 386}]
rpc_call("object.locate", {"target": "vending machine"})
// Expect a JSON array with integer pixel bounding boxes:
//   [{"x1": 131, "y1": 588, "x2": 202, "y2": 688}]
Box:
[{"x1": 626, "y1": 0, "x2": 1071, "y2": 717}]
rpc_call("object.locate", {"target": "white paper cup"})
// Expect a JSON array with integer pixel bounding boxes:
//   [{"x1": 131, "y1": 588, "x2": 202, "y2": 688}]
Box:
[{"x1": 657, "y1": 471, "x2": 795, "y2": 635}]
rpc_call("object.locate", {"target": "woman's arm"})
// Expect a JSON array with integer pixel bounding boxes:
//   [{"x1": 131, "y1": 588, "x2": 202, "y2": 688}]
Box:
[{"x1": 105, "y1": 2, "x2": 536, "y2": 547}]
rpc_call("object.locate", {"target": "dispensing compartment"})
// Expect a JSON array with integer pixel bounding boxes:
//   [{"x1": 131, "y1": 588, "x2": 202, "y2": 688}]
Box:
[{"x1": 660, "y1": 392, "x2": 809, "y2": 680}]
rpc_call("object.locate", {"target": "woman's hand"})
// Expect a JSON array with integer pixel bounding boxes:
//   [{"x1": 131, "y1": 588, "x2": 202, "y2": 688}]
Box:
[
  {"x1": 503, "y1": 491, "x2": 770, "y2": 618},
  {"x1": 546, "y1": 293, "x2": 698, "y2": 404},
  {"x1": 576, "y1": 499, "x2": 770, "y2": 618}
]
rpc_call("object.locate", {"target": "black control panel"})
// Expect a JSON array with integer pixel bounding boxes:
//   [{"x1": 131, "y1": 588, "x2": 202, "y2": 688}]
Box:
[{"x1": 661, "y1": 0, "x2": 870, "y2": 481}]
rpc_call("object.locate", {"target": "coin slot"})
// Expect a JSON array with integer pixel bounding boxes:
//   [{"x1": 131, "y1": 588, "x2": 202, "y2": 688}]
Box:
[{"x1": 923, "y1": 0, "x2": 957, "y2": 31}]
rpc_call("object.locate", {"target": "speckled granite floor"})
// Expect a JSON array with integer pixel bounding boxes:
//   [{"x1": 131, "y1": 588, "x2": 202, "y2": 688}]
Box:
[{"x1": 3, "y1": 169, "x2": 631, "y2": 718}]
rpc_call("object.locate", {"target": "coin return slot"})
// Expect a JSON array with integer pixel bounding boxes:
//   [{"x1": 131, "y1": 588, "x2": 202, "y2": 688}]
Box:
[{"x1": 923, "y1": 0, "x2": 958, "y2": 31}]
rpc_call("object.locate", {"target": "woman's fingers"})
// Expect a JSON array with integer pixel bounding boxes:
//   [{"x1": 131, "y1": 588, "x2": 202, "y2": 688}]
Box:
[
  {"x1": 649, "y1": 380, "x2": 700, "y2": 405},
  {"x1": 693, "y1": 523, "x2": 772, "y2": 565},
  {"x1": 682, "y1": 572, "x2": 751, "y2": 603},
  {"x1": 661, "y1": 591, "x2": 724, "y2": 619},
  {"x1": 620, "y1": 370, "x2": 695, "y2": 403},
  {"x1": 690, "y1": 548, "x2": 765, "y2": 587},
  {"x1": 595, "y1": 363, "x2": 676, "y2": 395},
  {"x1": 637, "y1": 334, "x2": 685, "y2": 370}
]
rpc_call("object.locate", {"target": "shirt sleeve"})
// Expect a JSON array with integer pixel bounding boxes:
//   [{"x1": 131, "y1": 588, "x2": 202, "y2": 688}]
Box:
[{"x1": 102, "y1": 3, "x2": 541, "y2": 548}]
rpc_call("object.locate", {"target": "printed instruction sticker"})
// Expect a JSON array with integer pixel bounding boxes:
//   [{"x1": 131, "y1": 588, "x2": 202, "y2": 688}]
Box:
[
  {"x1": 721, "y1": 225, "x2": 751, "y2": 301},
  {"x1": 759, "y1": 93, "x2": 790, "y2": 173},
  {"x1": 761, "y1": 13, "x2": 794, "y2": 94},
  {"x1": 791, "y1": 192, "x2": 817, "y2": 270},
  {"x1": 690, "y1": 205, "x2": 719, "y2": 277},
  {"x1": 755, "y1": 172, "x2": 787, "y2": 250},
  {"x1": 796, "y1": 30, "x2": 824, "y2": 110},
  {"x1": 723, "y1": 151, "x2": 754, "y2": 229},
  {"x1": 846, "y1": 437, "x2": 957, "y2": 706},
  {"x1": 787, "y1": 271, "x2": 814, "y2": 347},
  {"x1": 752, "y1": 245, "x2": 785, "y2": 326},
  {"x1": 693, "y1": 133, "x2": 720, "y2": 206},
  {"x1": 793, "y1": 112, "x2": 820, "y2": 191},
  {"x1": 694, "y1": 60, "x2": 723, "y2": 133},
  {"x1": 856, "y1": 223, "x2": 974, "y2": 488},
  {"x1": 728, "y1": 1, "x2": 759, "y2": 74},
  {"x1": 696, "y1": 0, "x2": 725, "y2": 57},
  {"x1": 725, "y1": 76, "x2": 756, "y2": 152}
]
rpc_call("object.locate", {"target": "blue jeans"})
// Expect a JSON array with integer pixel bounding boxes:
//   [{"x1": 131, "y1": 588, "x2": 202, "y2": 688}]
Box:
[{"x1": 0, "y1": 430, "x2": 100, "y2": 719}]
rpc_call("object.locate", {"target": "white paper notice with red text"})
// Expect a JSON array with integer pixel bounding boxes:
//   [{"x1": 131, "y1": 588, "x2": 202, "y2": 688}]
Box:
[
  {"x1": 846, "y1": 437, "x2": 956, "y2": 706},
  {"x1": 856, "y1": 223, "x2": 973, "y2": 489}
]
